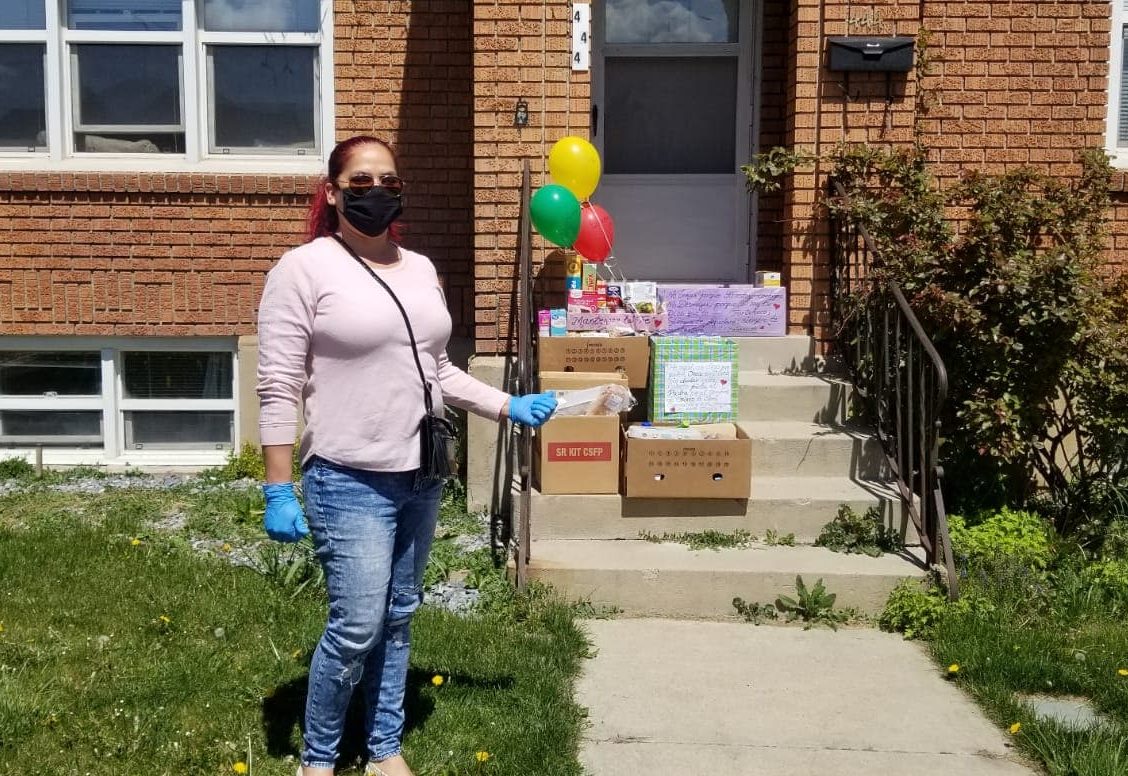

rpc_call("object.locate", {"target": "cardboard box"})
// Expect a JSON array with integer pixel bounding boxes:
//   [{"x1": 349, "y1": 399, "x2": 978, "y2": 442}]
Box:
[
  {"x1": 755, "y1": 271, "x2": 781, "y2": 287},
  {"x1": 624, "y1": 426, "x2": 752, "y2": 499},
  {"x1": 539, "y1": 336, "x2": 651, "y2": 388},
  {"x1": 539, "y1": 371, "x2": 629, "y2": 391},
  {"x1": 537, "y1": 415, "x2": 621, "y2": 495}
]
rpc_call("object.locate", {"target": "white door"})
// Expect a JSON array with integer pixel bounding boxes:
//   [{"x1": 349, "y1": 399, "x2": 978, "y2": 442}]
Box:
[{"x1": 592, "y1": 0, "x2": 759, "y2": 282}]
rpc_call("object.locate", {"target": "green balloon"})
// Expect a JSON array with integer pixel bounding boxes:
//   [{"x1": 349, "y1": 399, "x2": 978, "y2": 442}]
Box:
[{"x1": 530, "y1": 184, "x2": 581, "y2": 248}]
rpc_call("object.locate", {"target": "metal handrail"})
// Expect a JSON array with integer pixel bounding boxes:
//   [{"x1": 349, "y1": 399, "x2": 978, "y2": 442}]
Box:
[
  {"x1": 829, "y1": 179, "x2": 960, "y2": 599},
  {"x1": 514, "y1": 161, "x2": 534, "y2": 588}
]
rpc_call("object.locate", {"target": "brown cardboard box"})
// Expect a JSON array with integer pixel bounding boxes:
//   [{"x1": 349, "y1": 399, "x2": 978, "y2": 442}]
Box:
[
  {"x1": 538, "y1": 336, "x2": 650, "y2": 388},
  {"x1": 624, "y1": 426, "x2": 752, "y2": 499},
  {"x1": 537, "y1": 415, "x2": 621, "y2": 495},
  {"x1": 539, "y1": 370, "x2": 629, "y2": 391}
]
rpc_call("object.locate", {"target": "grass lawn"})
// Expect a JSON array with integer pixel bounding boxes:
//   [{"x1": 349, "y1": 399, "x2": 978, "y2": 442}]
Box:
[
  {"x1": 0, "y1": 481, "x2": 590, "y2": 776},
  {"x1": 929, "y1": 608, "x2": 1128, "y2": 775}
]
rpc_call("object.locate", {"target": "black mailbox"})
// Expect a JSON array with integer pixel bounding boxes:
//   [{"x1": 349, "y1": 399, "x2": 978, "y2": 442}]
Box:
[{"x1": 827, "y1": 36, "x2": 914, "y2": 72}]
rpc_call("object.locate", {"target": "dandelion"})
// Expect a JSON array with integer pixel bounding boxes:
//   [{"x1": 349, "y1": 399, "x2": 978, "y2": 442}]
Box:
[
  {"x1": 432, "y1": 674, "x2": 444, "y2": 687},
  {"x1": 232, "y1": 762, "x2": 248, "y2": 774},
  {"x1": 222, "y1": 543, "x2": 232, "y2": 553},
  {"x1": 475, "y1": 751, "x2": 491, "y2": 763},
  {"x1": 1009, "y1": 722, "x2": 1022, "y2": 735},
  {"x1": 947, "y1": 663, "x2": 960, "y2": 675},
  {"x1": 159, "y1": 615, "x2": 171, "y2": 625},
  {"x1": 1118, "y1": 668, "x2": 1128, "y2": 677},
  {"x1": 130, "y1": 538, "x2": 142, "y2": 547}
]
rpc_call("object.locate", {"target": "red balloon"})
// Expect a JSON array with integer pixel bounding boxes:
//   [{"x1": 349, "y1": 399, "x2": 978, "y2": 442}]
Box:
[{"x1": 573, "y1": 203, "x2": 615, "y2": 263}]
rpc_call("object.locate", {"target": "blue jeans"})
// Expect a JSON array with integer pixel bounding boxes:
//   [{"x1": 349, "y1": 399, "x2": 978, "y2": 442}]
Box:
[{"x1": 300, "y1": 457, "x2": 443, "y2": 769}]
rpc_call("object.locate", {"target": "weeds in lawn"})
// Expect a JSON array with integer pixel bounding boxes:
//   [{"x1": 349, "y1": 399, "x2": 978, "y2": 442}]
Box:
[
  {"x1": 775, "y1": 576, "x2": 851, "y2": 630},
  {"x1": 732, "y1": 598, "x2": 779, "y2": 625},
  {"x1": 639, "y1": 529, "x2": 755, "y2": 551},
  {"x1": 763, "y1": 529, "x2": 796, "y2": 547}
]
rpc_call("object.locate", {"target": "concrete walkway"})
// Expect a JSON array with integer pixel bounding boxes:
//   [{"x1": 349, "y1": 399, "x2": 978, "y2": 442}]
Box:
[{"x1": 577, "y1": 619, "x2": 1037, "y2": 776}]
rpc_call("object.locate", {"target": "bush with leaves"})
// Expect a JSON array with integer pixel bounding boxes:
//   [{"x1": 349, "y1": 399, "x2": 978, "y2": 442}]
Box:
[
  {"x1": 827, "y1": 143, "x2": 1128, "y2": 545},
  {"x1": 948, "y1": 508, "x2": 1055, "y2": 571}
]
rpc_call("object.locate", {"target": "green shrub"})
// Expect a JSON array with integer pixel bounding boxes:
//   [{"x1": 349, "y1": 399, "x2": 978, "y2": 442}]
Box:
[
  {"x1": 0, "y1": 456, "x2": 36, "y2": 480},
  {"x1": 1081, "y1": 558, "x2": 1128, "y2": 606},
  {"x1": 948, "y1": 508, "x2": 1054, "y2": 570},
  {"x1": 203, "y1": 443, "x2": 302, "y2": 484},
  {"x1": 830, "y1": 143, "x2": 1128, "y2": 536},
  {"x1": 879, "y1": 579, "x2": 949, "y2": 639}
]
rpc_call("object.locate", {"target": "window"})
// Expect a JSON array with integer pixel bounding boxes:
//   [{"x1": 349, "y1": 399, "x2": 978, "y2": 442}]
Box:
[
  {"x1": 1110, "y1": 0, "x2": 1128, "y2": 163},
  {"x1": 0, "y1": 0, "x2": 332, "y2": 168},
  {"x1": 0, "y1": 341, "x2": 237, "y2": 460}
]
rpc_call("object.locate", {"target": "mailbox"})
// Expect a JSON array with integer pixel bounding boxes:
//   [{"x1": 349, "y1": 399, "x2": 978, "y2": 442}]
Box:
[{"x1": 827, "y1": 36, "x2": 914, "y2": 72}]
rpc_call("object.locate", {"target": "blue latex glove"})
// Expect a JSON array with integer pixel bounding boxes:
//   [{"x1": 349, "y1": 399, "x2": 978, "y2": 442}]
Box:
[
  {"x1": 262, "y1": 482, "x2": 310, "y2": 543},
  {"x1": 508, "y1": 392, "x2": 557, "y2": 427}
]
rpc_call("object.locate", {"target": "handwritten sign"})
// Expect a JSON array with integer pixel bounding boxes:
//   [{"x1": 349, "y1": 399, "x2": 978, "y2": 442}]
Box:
[
  {"x1": 567, "y1": 310, "x2": 665, "y2": 333},
  {"x1": 658, "y1": 285, "x2": 786, "y2": 336},
  {"x1": 663, "y1": 361, "x2": 733, "y2": 415}
]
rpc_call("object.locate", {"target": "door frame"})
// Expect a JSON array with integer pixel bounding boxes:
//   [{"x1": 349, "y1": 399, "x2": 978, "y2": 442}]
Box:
[{"x1": 590, "y1": 0, "x2": 763, "y2": 281}]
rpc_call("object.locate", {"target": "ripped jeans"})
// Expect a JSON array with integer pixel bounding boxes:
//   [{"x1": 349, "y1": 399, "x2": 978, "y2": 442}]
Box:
[{"x1": 300, "y1": 457, "x2": 443, "y2": 769}]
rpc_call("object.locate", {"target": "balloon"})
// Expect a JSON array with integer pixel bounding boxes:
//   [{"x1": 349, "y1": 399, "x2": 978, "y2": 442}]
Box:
[
  {"x1": 573, "y1": 203, "x2": 614, "y2": 263},
  {"x1": 529, "y1": 185, "x2": 581, "y2": 248},
  {"x1": 548, "y1": 136, "x2": 602, "y2": 200}
]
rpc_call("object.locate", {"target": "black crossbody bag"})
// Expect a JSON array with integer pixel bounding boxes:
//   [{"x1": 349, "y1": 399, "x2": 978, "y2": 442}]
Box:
[{"x1": 332, "y1": 234, "x2": 458, "y2": 488}]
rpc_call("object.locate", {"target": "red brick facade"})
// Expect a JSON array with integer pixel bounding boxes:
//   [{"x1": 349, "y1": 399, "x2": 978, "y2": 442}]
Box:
[{"x1": 1, "y1": 0, "x2": 1126, "y2": 352}]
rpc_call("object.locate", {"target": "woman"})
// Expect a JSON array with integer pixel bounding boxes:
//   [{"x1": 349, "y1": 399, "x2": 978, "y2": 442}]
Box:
[{"x1": 256, "y1": 135, "x2": 556, "y2": 776}]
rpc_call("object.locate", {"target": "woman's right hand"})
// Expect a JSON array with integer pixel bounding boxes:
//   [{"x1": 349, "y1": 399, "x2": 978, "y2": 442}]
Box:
[
  {"x1": 507, "y1": 393, "x2": 558, "y2": 427},
  {"x1": 261, "y1": 482, "x2": 310, "y2": 542}
]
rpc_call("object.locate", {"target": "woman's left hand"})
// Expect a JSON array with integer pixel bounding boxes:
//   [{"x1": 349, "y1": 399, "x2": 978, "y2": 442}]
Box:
[{"x1": 507, "y1": 393, "x2": 558, "y2": 427}]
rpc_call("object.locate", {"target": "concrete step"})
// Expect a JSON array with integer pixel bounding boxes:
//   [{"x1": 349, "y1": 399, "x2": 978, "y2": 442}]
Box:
[
  {"x1": 529, "y1": 477, "x2": 906, "y2": 543},
  {"x1": 739, "y1": 420, "x2": 885, "y2": 478},
  {"x1": 734, "y1": 335, "x2": 817, "y2": 372},
  {"x1": 738, "y1": 372, "x2": 852, "y2": 423},
  {"x1": 525, "y1": 540, "x2": 927, "y2": 617}
]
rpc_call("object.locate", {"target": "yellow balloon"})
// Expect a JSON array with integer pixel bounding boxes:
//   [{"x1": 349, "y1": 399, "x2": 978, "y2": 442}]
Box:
[{"x1": 548, "y1": 136, "x2": 601, "y2": 201}]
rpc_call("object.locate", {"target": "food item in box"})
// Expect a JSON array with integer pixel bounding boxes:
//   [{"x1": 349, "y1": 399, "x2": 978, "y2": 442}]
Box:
[
  {"x1": 623, "y1": 281, "x2": 658, "y2": 313},
  {"x1": 549, "y1": 308, "x2": 567, "y2": 336},
  {"x1": 606, "y1": 283, "x2": 623, "y2": 310},
  {"x1": 627, "y1": 424, "x2": 704, "y2": 440},
  {"x1": 582, "y1": 262, "x2": 598, "y2": 293},
  {"x1": 566, "y1": 255, "x2": 583, "y2": 290},
  {"x1": 553, "y1": 384, "x2": 636, "y2": 416},
  {"x1": 538, "y1": 310, "x2": 551, "y2": 337}
]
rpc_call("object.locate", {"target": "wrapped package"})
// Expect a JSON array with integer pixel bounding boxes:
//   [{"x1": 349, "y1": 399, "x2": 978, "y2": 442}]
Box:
[{"x1": 553, "y1": 384, "x2": 637, "y2": 416}]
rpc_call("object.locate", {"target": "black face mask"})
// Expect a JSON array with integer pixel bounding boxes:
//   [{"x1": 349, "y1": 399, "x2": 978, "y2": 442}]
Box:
[{"x1": 340, "y1": 187, "x2": 403, "y2": 237}]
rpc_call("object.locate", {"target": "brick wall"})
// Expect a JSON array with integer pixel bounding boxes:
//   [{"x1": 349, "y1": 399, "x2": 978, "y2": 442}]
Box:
[
  {"x1": 0, "y1": 0, "x2": 476, "y2": 339},
  {"x1": 780, "y1": 0, "x2": 1120, "y2": 340},
  {"x1": 470, "y1": 0, "x2": 590, "y2": 354}
]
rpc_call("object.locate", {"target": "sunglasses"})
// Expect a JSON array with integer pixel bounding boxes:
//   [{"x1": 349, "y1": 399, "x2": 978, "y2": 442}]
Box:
[{"x1": 337, "y1": 173, "x2": 405, "y2": 196}]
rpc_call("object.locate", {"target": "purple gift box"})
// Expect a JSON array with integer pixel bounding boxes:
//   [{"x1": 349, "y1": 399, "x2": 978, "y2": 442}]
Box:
[
  {"x1": 566, "y1": 310, "x2": 666, "y2": 333},
  {"x1": 657, "y1": 284, "x2": 787, "y2": 337}
]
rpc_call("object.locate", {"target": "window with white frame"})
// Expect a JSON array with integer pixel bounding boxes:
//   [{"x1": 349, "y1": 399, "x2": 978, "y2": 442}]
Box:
[
  {"x1": 0, "y1": 0, "x2": 331, "y2": 165},
  {"x1": 1110, "y1": 0, "x2": 1128, "y2": 163},
  {"x1": 0, "y1": 342, "x2": 237, "y2": 456}
]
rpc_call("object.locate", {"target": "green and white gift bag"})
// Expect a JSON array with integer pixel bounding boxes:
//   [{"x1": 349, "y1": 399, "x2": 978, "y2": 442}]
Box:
[{"x1": 648, "y1": 336, "x2": 739, "y2": 423}]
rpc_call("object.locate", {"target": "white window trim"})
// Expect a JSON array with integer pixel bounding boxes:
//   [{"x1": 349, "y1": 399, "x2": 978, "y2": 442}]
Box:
[
  {"x1": 0, "y1": 336, "x2": 239, "y2": 467},
  {"x1": 1108, "y1": 0, "x2": 1127, "y2": 167},
  {"x1": 0, "y1": 0, "x2": 334, "y2": 173}
]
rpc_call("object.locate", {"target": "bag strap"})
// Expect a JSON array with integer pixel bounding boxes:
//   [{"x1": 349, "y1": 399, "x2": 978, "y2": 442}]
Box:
[{"x1": 331, "y1": 233, "x2": 435, "y2": 415}]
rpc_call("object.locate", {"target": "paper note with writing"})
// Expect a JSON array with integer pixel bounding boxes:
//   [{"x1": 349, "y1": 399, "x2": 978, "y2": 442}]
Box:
[
  {"x1": 663, "y1": 361, "x2": 733, "y2": 415},
  {"x1": 658, "y1": 285, "x2": 786, "y2": 336}
]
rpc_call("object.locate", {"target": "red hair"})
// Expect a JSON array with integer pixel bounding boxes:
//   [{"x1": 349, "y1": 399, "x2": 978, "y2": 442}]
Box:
[{"x1": 306, "y1": 135, "x2": 404, "y2": 243}]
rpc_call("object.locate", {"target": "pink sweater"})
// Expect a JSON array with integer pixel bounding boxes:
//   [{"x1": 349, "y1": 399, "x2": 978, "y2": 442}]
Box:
[{"x1": 257, "y1": 236, "x2": 510, "y2": 472}]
